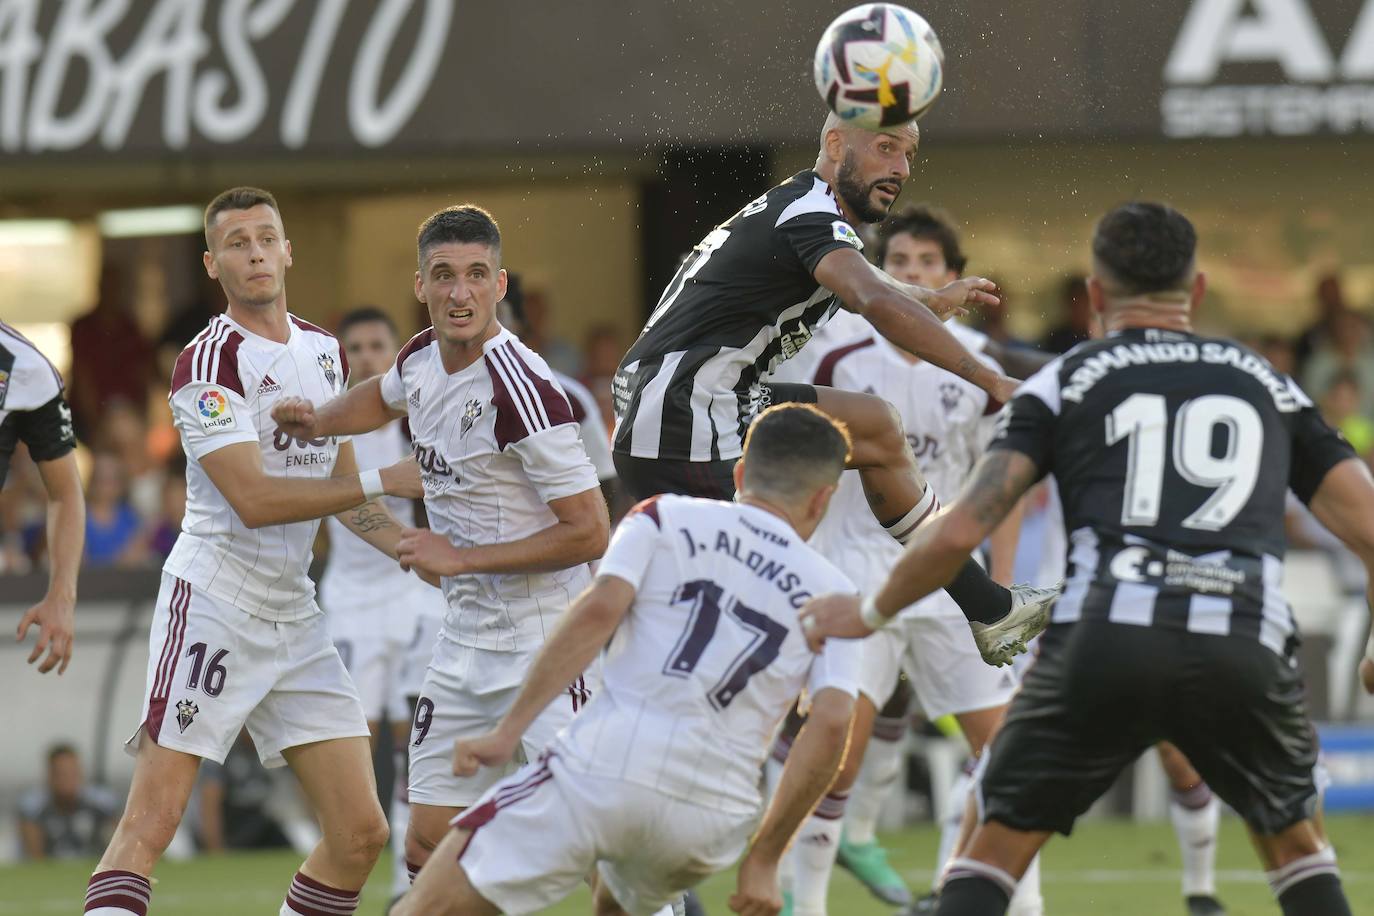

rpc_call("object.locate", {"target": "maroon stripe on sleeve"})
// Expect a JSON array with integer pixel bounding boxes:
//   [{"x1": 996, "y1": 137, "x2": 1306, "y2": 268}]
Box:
[
  {"x1": 812, "y1": 337, "x2": 875, "y2": 387},
  {"x1": 485, "y1": 353, "x2": 532, "y2": 450},
  {"x1": 213, "y1": 331, "x2": 246, "y2": 397},
  {"x1": 500, "y1": 344, "x2": 574, "y2": 427},
  {"x1": 626, "y1": 495, "x2": 662, "y2": 529},
  {"x1": 394, "y1": 328, "x2": 436, "y2": 374}
]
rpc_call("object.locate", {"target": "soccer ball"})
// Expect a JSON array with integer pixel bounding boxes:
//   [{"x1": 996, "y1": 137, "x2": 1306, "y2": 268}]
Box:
[{"x1": 813, "y1": 4, "x2": 945, "y2": 129}]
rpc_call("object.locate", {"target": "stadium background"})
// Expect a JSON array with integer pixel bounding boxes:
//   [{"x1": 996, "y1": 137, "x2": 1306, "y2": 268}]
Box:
[{"x1": 2, "y1": 0, "x2": 1373, "y2": 912}]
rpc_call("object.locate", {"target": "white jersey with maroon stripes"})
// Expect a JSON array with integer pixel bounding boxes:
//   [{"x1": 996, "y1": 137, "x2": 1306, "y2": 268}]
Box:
[
  {"x1": 380, "y1": 325, "x2": 600, "y2": 652},
  {"x1": 807, "y1": 332, "x2": 1003, "y2": 619},
  {"x1": 553, "y1": 370, "x2": 616, "y2": 482},
  {"x1": 165, "y1": 313, "x2": 349, "y2": 622},
  {"x1": 320, "y1": 420, "x2": 418, "y2": 611},
  {"x1": 551, "y1": 495, "x2": 862, "y2": 815}
]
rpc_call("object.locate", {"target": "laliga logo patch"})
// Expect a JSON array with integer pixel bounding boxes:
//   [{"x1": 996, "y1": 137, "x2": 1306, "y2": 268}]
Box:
[
  {"x1": 317, "y1": 353, "x2": 338, "y2": 389},
  {"x1": 832, "y1": 220, "x2": 863, "y2": 249},
  {"x1": 175, "y1": 698, "x2": 200, "y2": 733},
  {"x1": 196, "y1": 387, "x2": 236, "y2": 431},
  {"x1": 461, "y1": 398, "x2": 483, "y2": 435}
]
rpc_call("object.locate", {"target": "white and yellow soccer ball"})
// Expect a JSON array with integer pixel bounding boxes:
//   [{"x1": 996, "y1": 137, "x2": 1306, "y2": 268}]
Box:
[{"x1": 813, "y1": 3, "x2": 945, "y2": 129}]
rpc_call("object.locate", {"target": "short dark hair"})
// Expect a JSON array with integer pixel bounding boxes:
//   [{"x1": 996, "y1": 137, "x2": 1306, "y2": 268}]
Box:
[
  {"x1": 204, "y1": 186, "x2": 279, "y2": 247},
  {"x1": 741, "y1": 404, "x2": 851, "y2": 498},
  {"x1": 336, "y1": 306, "x2": 397, "y2": 340},
  {"x1": 874, "y1": 205, "x2": 967, "y2": 275},
  {"x1": 416, "y1": 205, "x2": 501, "y2": 268},
  {"x1": 1092, "y1": 202, "x2": 1197, "y2": 296},
  {"x1": 47, "y1": 743, "x2": 77, "y2": 766}
]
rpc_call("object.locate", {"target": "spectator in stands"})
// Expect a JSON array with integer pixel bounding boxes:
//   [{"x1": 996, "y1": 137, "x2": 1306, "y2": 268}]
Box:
[
  {"x1": 68, "y1": 266, "x2": 156, "y2": 443},
  {"x1": 18, "y1": 744, "x2": 118, "y2": 860},
  {"x1": 1256, "y1": 335, "x2": 1298, "y2": 377},
  {"x1": 581, "y1": 322, "x2": 624, "y2": 435},
  {"x1": 95, "y1": 401, "x2": 163, "y2": 521},
  {"x1": 83, "y1": 452, "x2": 146, "y2": 568},
  {"x1": 1303, "y1": 308, "x2": 1374, "y2": 420},
  {"x1": 1294, "y1": 273, "x2": 1369, "y2": 373},
  {"x1": 145, "y1": 460, "x2": 187, "y2": 560},
  {"x1": 518, "y1": 281, "x2": 582, "y2": 376},
  {"x1": 1039, "y1": 274, "x2": 1092, "y2": 353},
  {"x1": 1321, "y1": 371, "x2": 1374, "y2": 461},
  {"x1": 196, "y1": 733, "x2": 290, "y2": 853}
]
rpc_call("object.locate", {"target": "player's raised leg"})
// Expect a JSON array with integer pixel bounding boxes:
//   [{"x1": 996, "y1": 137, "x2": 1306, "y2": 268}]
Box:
[
  {"x1": 811, "y1": 386, "x2": 1055, "y2": 655},
  {"x1": 280, "y1": 737, "x2": 388, "y2": 915},
  {"x1": 86, "y1": 739, "x2": 200, "y2": 915}
]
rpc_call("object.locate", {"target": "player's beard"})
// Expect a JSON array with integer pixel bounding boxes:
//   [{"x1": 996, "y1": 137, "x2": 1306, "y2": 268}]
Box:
[{"x1": 835, "y1": 150, "x2": 898, "y2": 224}]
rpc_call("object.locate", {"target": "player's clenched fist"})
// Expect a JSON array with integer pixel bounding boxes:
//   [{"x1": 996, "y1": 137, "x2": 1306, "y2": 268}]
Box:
[
  {"x1": 452, "y1": 730, "x2": 519, "y2": 778},
  {"x1": 270, "y1": 396, "x2": 318, "y2": 438}
]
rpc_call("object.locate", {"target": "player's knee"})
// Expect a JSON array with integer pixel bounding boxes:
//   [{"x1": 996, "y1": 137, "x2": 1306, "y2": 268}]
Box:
[
  {"x1": 404, "y1": 819, "x2": 443, "y2": 865},
  {"x1": 334, "y1": 811, "x2": 389, "y2": 871}
]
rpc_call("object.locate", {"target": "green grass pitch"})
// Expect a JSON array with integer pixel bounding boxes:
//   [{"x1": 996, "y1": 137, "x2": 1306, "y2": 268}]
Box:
[{"x1": 7, "y1": 814, "x2": 1371, "y2": 914}]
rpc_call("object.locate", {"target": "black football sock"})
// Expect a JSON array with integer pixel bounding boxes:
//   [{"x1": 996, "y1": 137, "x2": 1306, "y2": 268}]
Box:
[
  {"x1": 934, "y1": 870, "x2": 1012, "y2": 916},
  {"x1": 1269, "y1": 848, "x2": 1351, "y2": 916},
  {"x1": 945, "y1": 558, "x2": 1013, "y2": 624}
]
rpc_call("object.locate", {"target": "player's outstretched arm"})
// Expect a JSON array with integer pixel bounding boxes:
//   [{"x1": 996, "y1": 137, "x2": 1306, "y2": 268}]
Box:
[
  {"x1": 1306, "y1": 457, "x2": 1374, "y2": 693},
  {"x1": 453, "y1": 576, "x2": 635, "y2": 775},
  {"x1": 330, "y1": 441, "x2": 405, "y2": 560},
  {"x1": 396, "y1": 486, "x2": 609, "y2": 579},
  {"x1": 200, "y1": 440, "x2": 421, "y2": 529},
  {"x1": 730, "y1": 687, "x2": 854, "y2": 916},
  {"x1": 15, "y1": 451, "x2": 84, "y2": 675},
  {"x1": 272, "y1": 376, "x2": 403, "y2": 440},
  {"x1": 814, "y1": 247, "x2": 1020, "y2": 404},
  {"x1": 800, "y1": 448, "x2": 1039, "y2": 646}
]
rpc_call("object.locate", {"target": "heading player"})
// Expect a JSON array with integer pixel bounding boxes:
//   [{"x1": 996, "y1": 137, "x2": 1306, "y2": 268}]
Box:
[
  {"x1": 270, "y1": 205, "x2": 609, "y2": 884},
  {"x1": 2, "y1": 323, "x2": 83, "y2": 675},
  {"x1": 778, "y1": 205, "x2": 1039, "y2": 916},
  {"x1": 803, "y1": 203, "x2": 1374, "y2": 916},
  {"x1": 87, "y1": 187, "x2": 421, "y2": 916},
  {"x1": 613, "y1": 112, "x2": 1056, "y2": 665},
  {"x1": 394, "y1": 404, "x2": 862, "y2": 916}
]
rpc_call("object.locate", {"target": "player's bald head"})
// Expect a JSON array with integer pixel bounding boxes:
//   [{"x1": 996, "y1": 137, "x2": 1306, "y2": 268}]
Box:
[{"x1": 819, "y1": 111, "x2": 920, "y2": 152}]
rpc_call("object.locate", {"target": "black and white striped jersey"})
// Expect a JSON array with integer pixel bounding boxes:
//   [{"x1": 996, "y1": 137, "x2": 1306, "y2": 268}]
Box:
[
  {"x1": 992, "y1": 327, "x2": 1355, "y2": 654},
  {"x1": 0, "y1": 321, "x2": 74, "y2": 487},
  {"x1": 613, "y1": 170, "x2": 864, "y2": 462}
]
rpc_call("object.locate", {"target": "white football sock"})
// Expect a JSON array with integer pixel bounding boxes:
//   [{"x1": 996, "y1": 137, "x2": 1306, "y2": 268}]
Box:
[
  {"x1": 935, "y1": 768, "x2": 974, "y2": 883},
  {"x1": 1170, "y1": 786, "x2": 1220, "y2": 897},
  {"x1": 845, "y1": 730, "x2": 904, "y2": 845},
  {"x1": 1008, "y1": 855, "x2": 1044, "y2": 916},
  {"x1": 882, "y1": 483, "x2": 939, "y2": 545},
  {"x1": 791, "y1": 792, "x2": 847, "y2": 916}
]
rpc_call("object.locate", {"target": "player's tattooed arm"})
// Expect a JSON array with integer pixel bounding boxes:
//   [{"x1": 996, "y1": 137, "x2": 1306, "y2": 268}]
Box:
[
  {"x1": 345, "y1": 503, "x2": 395, "y2": 533},
  {"x1": 331, "y1": 441, "x2": 405, "y2": 560}
]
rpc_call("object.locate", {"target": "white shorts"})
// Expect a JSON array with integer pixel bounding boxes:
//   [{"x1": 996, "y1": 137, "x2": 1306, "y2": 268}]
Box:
[
  {"x1": 859, "y1": 592, "x2": 1017, "y2": 720},
  {"x1": 408, "y1": 636, "x2": 599, "y2": 807},
  {"x1": 126, "y1": 573, "x2": 370, "y2": 768},
  {"x1": 456, "y1": 753, "x2": 755, "y2": 915},
  {"x1": 327, "y1": 609, "x2": 411, "y2": 723}
]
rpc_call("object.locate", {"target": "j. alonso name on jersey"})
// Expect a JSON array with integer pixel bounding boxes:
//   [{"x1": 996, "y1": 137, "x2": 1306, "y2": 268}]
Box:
[{"x1": 1061, "y1": 340, "x2": 1303, "y2": 411}]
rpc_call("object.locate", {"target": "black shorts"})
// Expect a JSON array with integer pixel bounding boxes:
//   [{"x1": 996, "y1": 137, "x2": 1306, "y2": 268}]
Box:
[
  {"x1": 613, "y1": 383, "x2": 819, "y2": 502},
  {"x1": 980, "y1": 621, "x2": 1320, "y2": 837}
]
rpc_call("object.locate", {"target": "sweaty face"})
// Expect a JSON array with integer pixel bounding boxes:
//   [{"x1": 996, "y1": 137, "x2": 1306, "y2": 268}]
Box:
[
  {"x1": 341, "y1": 320, "x2": 397, "y2": 381},
  {"x1": 415, "y1": 242, "x2": 506, "y2": 349},
  {"x1": 834, "y1": 128, "x2": 918, "y2": 224},
  {"x1": 881, "y1": 233, "x2": 955, "y2": 289},
  {"x1": 204, "y1": 204, "x2": 291, "y2": 308}
]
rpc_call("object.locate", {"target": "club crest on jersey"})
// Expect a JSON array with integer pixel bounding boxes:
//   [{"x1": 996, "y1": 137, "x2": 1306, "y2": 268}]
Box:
[
  {"x1": 939, "y1": 381, "x2": 963, "y2": 412},
  {"x1": 461, "y1": 398, "x2": 483, "y2": 435},
  {"x1": 0, "y1": 368, "x2": 9, "y2": 407},
  {"x1": 195, "y1": 386, "x2": 236, "y2": 431},
  {"x1": 832, "y1": 220, "x2": 863, "y2": 249},
  {"x1": 175, "y1": 698, "x2": 199, "y2": 733},
  {"x1": 317, "y1": 353, "x2": 338, "y2": 389}
]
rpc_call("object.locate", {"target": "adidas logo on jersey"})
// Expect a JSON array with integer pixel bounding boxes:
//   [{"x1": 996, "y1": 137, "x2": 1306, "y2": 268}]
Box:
[
  {"x1": 258, "y1": 374, "x2": 282, "y2": 395},
  {"x1": 409, "y1": 388, "x2": 422, "y2": 409}
]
